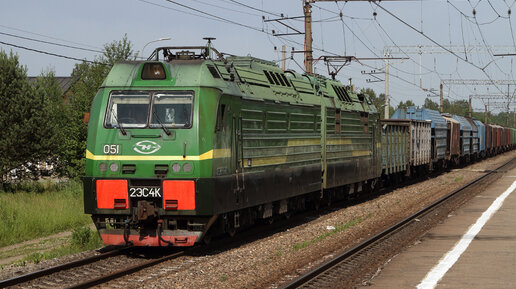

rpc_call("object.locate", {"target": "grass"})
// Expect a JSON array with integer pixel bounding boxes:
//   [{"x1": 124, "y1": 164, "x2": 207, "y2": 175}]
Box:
[
  {"x1": 454, "y1": 176, "x2": 464, "y2": 182},
  {"x1": 0, "y1": 180, "x2": 93, "y2": 248},
  {"x1": 293, "y1": 215, "x2": 368, "y2": 251},
  {"x1": 23, "y1": 227, "x2": 102, "y2": 264}
]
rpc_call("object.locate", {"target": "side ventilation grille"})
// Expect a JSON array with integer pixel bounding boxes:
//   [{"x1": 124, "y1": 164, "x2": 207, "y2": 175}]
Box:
[{"x1": 207, "y1": 65, "x2": 221, "y2": 79}]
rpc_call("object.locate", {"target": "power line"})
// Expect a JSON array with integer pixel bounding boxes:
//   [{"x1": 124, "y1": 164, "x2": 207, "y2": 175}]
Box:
[
  {"x1": 223, "y1": 0, "x2": 282, "y2": 17},
  {"x1": 190, "y1": 0, "x2": 262, "y2": 17},
  {"x1": 0, "y1": 31, "x2": 103, "y2": 54},
  {"x1": 0, "y1": 40, "x2": 106, "y2": 65},
  {"x1": 373, "y1": 2, "x2": 507, "y2": 95},
  {"x1": 0, "y1": 24, "x2": 102, "y2": 50},
  {"x1": 162, "y1": 0, "x2": 264, "y2": 32}
]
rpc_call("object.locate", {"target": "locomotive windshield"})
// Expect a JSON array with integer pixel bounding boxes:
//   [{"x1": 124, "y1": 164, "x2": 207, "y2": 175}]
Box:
[
  {"x1": 150, "y1": 93, "x2": 193, "y2": 128},
  {"x1": 104, "y1": 91, "x2": 193, "y2": 129}
]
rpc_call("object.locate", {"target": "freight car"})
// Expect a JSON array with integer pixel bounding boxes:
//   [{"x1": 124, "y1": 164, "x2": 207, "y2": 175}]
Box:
[{"x1": 391, "y1": 107, "x2": 447, "y2": 169}]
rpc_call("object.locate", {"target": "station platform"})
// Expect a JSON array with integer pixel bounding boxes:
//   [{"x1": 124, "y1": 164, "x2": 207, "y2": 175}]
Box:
[{"x1": 366, "y1": 164, "x2": 516, "y2": 289}]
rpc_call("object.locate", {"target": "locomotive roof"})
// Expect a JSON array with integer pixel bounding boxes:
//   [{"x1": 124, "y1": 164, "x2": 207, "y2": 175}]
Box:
[{"x1": 102, "y1": 45, "x2": 378, "y2": 114}]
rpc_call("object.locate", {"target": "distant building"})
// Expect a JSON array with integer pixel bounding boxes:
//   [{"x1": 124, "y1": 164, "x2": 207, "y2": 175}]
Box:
[{"x1": 28, "y1": 76, "x2": 74, "y2": 104}]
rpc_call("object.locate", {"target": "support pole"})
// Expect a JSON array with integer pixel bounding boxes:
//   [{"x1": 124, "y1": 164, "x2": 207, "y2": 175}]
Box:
[
  {"x1": 507, "y1": 84, "x2": 510, "y2": 126},
  {"x1": 385, "y1": 56, "x2": 390, "y2": 119},
  {"x1": 485, "y1": 104, "x2": 487, "y2": 123},
  {"x1": 419, "y1": 51, "x2": 422, "y2": 88},
  {"x1": 303, "y1": 1, "x2": 313, "y2": 75},
  {"x1": 281, "y1": 45, "x2": 286, "y2": 71},
  {"x1": 468, "y1": 95, "x2": 472, "y2": 118},
  {"x1": 440, "y1": 83, "x2": 443, "y2": 113}
]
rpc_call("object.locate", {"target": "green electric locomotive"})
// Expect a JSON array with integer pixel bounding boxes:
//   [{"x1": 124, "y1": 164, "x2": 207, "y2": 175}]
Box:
[{"x1": 83, "y1": 42, "x2": 380, "y2": 246}]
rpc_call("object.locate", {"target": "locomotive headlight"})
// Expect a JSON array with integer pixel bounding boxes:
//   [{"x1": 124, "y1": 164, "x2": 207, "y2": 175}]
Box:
[
  {"x1": 183, "y1": 163, "x2": 192, "y2": 173},
  {"x1": 172, "y1": 163, "x2": 181, "y2": 173},
  {"x1": 109, "y1": 163, "x2": 119, "y2": 172},
  {"x1": 99, "y1": 162, "x2": 108, "y2": 172}
]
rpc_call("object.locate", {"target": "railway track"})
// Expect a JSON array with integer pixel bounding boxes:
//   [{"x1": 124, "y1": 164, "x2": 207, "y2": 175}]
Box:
[
  {"x1": 281, "y1": 157, "x2": 516, "y2": 289},
  {"x1": 0, "y1": 246, "x2": 184, "y2": 288},
  {"x1": 1, "y1": 158, "x2": 513, "y2": 288}
]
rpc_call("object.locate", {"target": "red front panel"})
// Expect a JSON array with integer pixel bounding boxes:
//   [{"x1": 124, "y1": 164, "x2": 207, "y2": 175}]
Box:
[
  {"x1": 162, "y1": 180, "x2": 195, "y2": 210},
  {"x1": 96, "y1": 180, "x2": 128, "y2": 209}
]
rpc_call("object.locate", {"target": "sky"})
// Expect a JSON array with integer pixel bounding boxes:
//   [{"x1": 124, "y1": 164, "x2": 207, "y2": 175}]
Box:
[{"x1": 2, "y1": 0, "x2": 516, "y2": 113}]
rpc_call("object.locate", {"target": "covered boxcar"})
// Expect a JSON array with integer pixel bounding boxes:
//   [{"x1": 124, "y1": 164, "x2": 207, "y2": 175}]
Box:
[
  {"x1": 441, "y1": 115, "x2": 461, "y2": 163},
  {"x1": 453, "y1": 115, "x2": 473, "y2": 159},
  {"x1": 504, "y1": 127, "x2": 511, "y2": 150},
  {"x1": 492, "y1": 124, "x2": 503, "y2": 153},
  {"x1": 380, "y1": 119, "x2": 431, "y2": 176},
  {"x1": 511, "y1": 128, "x2": 516, "y2": 148},
  {"x1": 473, "y1": 119, "x2": 486, "y2": 158},
  {"x1": 391, "y1": 107, "x2": 447, "y2": 167},
  {"x1": 465, "y1": 118, "x2": 479, "y2": 157},
  {"x1": 485, "y1": 124, "x2": 495, "y2": 155}
]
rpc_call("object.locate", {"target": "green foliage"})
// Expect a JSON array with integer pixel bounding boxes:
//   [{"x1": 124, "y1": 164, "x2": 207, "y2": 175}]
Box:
[
  {"x1": 444, "y1": 99, "x2": 469, "y2": 117},
  {"x1": 0, "y1": 35, "x2": 137, "y2": 181},
  {"x1": 360, "y1": 88, "x2": 394, "y2": 118},
  {"x1": 0, "y1": 51, "x2": 64, "y2": 183},
  {"x1": 103, "y1": 33, "x2": 137, "y2": 66},
  {"x1": 423, "y1": 98, "x2": 440, "y2": 111},
  {"x1": 26, "y1": 252, "x2": 44, "y2": 264},
  {"x1": 0, "y1": 180, "x2": 91, "y2": 247},
  {"x1": 71, "y1": 227, "x2": 92, "y2": 247},
  {"x1": 20, "y1": 230, "x2": 102, "y2": 265},
  {"x1": 397, "y1": 100, "x2": 415, "y2": 110}
]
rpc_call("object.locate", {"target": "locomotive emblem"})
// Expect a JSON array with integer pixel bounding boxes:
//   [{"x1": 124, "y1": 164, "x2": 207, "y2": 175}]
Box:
[{"x1": 133, "y1": 140, "x2": 161, "y2": 154}]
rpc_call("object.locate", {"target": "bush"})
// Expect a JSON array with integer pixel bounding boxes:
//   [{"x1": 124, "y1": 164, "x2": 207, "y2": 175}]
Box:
[{"x1": 71, "y1": 227, "x2": 92, "y2": 247}]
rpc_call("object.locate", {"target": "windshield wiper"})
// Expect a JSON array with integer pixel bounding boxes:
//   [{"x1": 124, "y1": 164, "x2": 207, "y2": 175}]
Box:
[
  {"x1": 109, "y1": 107, "x2": 127, "y2": 136},
  {"x1": 152, "y1": 110, "x2": 171, "y2": 136}
]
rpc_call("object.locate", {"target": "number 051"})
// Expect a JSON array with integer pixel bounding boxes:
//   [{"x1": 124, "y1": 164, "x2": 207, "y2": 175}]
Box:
[{"x1": 103, "y1": 144, "x2": 120, "y2": 155}]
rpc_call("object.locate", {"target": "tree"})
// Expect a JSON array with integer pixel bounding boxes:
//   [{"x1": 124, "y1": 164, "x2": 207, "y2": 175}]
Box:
[
  {"x1": 360, "y1": 88, "x2": 394, "y2": 117},
  {"x1": 0, "y1": 51, "x2": 66, "y2": 183},
  {"x1": 62, "y1": 35, "x2": 137, "y2": 177},
  {"x1": 423, "y1": 98, "x2": 439, "y2": 111},
  {"x1": 103, "y1": 34, "x2": 137, "y2": 66},
  {"x1": 30, "y1": 71, "x2": 68, "y2": 173},
  {"x1": 397, "y1": 100, "x2": 415, "y2": 110}
]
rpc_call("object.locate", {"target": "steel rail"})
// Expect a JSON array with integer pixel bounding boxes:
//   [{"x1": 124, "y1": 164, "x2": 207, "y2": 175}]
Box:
[
  {"x1": 281, "y1": 157, "x2": 515, "y2": 289},
  {"x1": 0, "y1": 246, "x2": 131, "y2": 287},
  {"x1": 66, "y1": 250, "x2": 184, "y2": 289}
]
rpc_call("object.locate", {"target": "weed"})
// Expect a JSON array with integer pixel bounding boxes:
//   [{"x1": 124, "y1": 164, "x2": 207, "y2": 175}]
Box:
[
  {"x1": 454, "y1": 176, "x2": 464, "y2": 182},
  {"x1": 293, "y1": 216, "x2": 367, "y2": 251},
  {"x1": 15, "y1": 260, "x2": 26, "y2": 267},
  {"x1": 27, "y1": 252, "x2": 44, "y2": 264},
  {"x1": 221, "y1": 274, "x2": 227, "y2": 282},
  {"x1": 275, "y1": 250, "x2": 282, "y2": 257},
  {"x1": 71, "y1": 227, "x2": 103, "y2": 249},
  {"x1": 71, "y1": 227, "x2": 92, "y2": 247}
]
